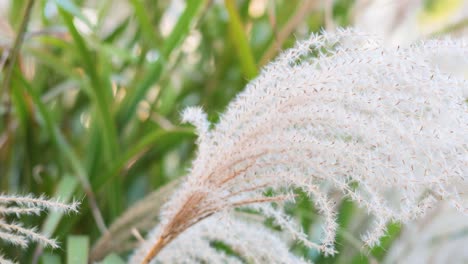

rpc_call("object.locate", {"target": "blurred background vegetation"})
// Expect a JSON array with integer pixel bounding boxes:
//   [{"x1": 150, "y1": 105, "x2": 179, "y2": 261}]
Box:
[{"x1": 0, "y1": 0, "x2": 466, "y2": 263}]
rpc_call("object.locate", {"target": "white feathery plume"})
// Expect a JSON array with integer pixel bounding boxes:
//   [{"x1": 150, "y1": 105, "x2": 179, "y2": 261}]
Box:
[
  {"x1": 0, "y1": 194, "x2": 79, "y2": 262},
  {"x1": 133, "y1": 28, "x2": 468, "y2": 263},
  {"x1": 0, "y1": 254, "x2": 15, "y2": 264},
  {"x1": 0, "y1": 194, "x2": 79, "y2": 213},
  {"x1": 130, "y1": 213, "x2": 308, "y2": 264}
]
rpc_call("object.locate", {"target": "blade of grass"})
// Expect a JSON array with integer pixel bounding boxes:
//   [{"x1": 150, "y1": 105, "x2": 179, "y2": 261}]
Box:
[
  {"x1": 103, "y1": 17, "x2": 130, "y2": 43},
  {"x1": 26, "y1": 47, "x2": 81, "y2": 79},
  {"x1": 259, "y1": 1, "x2": 318, "y2": 66},
  {"x1": 55, "y1": 0, "x2": 94, "y2": 30},
  {"x1": 58, "y1": 7, "x2": 119, "y2": 162},
  {"x1": 224, "y1": 0, "x2": 258, "y2": 79},
  {"x1": 0, "y1": 0, "x2": 34, "y2": 190},
  {"x1": 349, "y1": 222, "x2": 402, "y2": 263},
  {"x1": 32, "y1": 175, "x2": 80, "y2": 263},
  {"x1": 9, "y1": 0, "x2": 27, "y2": 27},
  {"x1": 67, "y1": 235, "x2": 89, "y2": 264},
  {"x1": 90, "y1": 178, "x2": 183, "y2": 261},
  {"x1": 117, "y1": 0, "x2": 206, "y2": 127},
  {"x1": 16, "y1": 70, "x2": 87, "y2": 186},
  {"x1": 369, "y1": 222, "x2": 402, "y2": 260},
  {"x1": 316, "y1": 199, "x2": 355, "y2": 263},
  {"x1": 58, "y1": 6, "x2": 124, "y2": 217},
  {"x1": 129, "y1": 0, "x2": 158, "y2": 45},
  {"x1": 0, "y1": 0, "x2": 35, "y2": 106},
  {"x1": 40, "y1": 254, "x2": 61, "y2": 264},
  {"x1": 98, "y1": 254, "x2": 126, "y2": 264},
  {"x1": 41, "y1": 176, "x2": 79, "y2": 237},
  {"x1": 10, "y1": 75, "x2": 29, "y2": 130},
  {"x1": 15, "y1": 71, "x2": 107, "y2": 234},
  {"x1": 93, "y1": 128, "x2": 194, "y2": 191}
]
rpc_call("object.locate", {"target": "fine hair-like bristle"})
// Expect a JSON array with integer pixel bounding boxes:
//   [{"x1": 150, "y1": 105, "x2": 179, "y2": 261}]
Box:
[{"x1": 0, "y1": 194, "x2": 79, "y2": 262}]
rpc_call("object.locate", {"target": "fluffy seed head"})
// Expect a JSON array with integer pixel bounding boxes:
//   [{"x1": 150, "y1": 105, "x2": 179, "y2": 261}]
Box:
[
  {"x1": 0, "y1": 194, "x2": 79, "y2": 263},
  {"x1": 133, "y1": 28, "x2": 468, "y2": 263}
]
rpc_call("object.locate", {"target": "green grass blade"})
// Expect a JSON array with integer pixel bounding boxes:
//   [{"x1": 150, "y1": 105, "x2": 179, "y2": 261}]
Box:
[
  {"x1": 67, "y1": 235, "x2": 89, "y2": 264},
  {"x1": 40, "y1": 253, "x2": 62, "y2": 264},
  {"x1": 10, "y1": 73, "x2": 29, "y2": 130},
  {"x1": 350, "y1": 222, "x2": 402, "y2": 263},
  {"x1": 15, "y1": 71, "x2": 88, "y2": 182},
  {"x1": 58, "y1": 7, "x2": 119, "y2": 161},
  {"x1": 98, "y1": 254, "x2": 126, "y2": 264},
  {"x1": 103, "y1": 17, "x2": 131, "y2": 43},
  {"x1": 58, "y1": 5, "x2": 123, "y2": 217},
  {"x1": 129, "y1": 0, "x2": 158, "y2": 45},
  {"x1": 224, "y1": 0, "x2": 258, "y2": 79},
  {"x1": 93, "y1": 128, "x2": 194, "y2": 191},
  {"x1": 55, "y1": 0, "x2": 94, "y2": 29},
  {"x1": 26, "y1": 47, "x2": 81, "y2": 79},
  {"x1": 117, "y1": 0, "x2": 206, "y2": 127},
  {"x1": 369, "y1": 222, "x2": 402, "y2": 260},
  {"x1": 41, "y1": 175, "x2": 79, "y2": 237},
  {"x1": 315, "y1": 199, "x2": 356, "y2": 263}
]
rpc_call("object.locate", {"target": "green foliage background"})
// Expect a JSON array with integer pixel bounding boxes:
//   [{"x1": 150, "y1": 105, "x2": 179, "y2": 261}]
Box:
[{"x1": 0, "y1": 0, "x2": 464, "y2": 263}]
